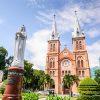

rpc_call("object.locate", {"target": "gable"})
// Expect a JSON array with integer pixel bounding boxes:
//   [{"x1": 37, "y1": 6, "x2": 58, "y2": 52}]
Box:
[{"x1": 59, "y1": 48, "x2": 74, "y2": 61}]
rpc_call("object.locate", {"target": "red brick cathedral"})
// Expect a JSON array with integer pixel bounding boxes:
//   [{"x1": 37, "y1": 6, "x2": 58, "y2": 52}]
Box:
[{"x1": 45, "y1": 12, "x2": 90, "y2": 94}]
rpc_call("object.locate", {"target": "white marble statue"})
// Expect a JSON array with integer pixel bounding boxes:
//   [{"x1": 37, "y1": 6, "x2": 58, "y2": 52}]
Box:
[
  {"x1": 11, "y1": 25, "x2": 27, "y2": 68},
  {"x1": 0, "y1": 70, "x2": 3, "y2": 83}
]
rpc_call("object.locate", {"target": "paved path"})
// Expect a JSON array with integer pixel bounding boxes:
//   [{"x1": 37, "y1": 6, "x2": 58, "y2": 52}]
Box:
[{"x1": 39, "y1": 98, "x2": 46, "y2": 100}]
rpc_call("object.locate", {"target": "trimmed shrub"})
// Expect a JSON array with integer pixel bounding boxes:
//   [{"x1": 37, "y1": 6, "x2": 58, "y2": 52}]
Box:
[
  {"x1": 79, "y1": 77, "x2": 100, "y2": 95},
  {"x1": 77, "y1": 95, "x2": 100, "y2": 100},
  {"x1": 77, "y1": 77, "x2": 100, "y2": 100}
]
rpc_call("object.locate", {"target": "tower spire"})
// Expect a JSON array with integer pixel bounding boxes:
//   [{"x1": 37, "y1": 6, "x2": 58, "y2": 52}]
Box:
[
  {"x1": 72, "y1": 11, "x2": 84, "y2": 37},
  {"x1": 51, "y1": 14, "x2": 59, "y2": 40}
]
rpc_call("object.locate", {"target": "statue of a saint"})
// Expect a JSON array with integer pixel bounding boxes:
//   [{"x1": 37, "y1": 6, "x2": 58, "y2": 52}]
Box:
[
  {"x1": 0, "y1": 70, "x2": 3, "y2": 83},
  {"x1": 11, "y1": 25, "x2": 27, "y2": 68}
]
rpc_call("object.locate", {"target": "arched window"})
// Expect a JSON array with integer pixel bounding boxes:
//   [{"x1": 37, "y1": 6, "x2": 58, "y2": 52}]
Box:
[
  {"x1": 82, "y1": 71, "x2": 84, "y2": 77},
  {"x1": 53, "y1": 71, "x2": 55, "y2": 76},
  {"x1": 76, "y1": 41, "x2": 78, "y2": 49},
  {"x1": 50, "y1": 61, "x2": 52, "y2": 68},
  {"x1": 62, "y1": 71, "x2": 64, "y2": 76},
  {"x1": 79, "y1": 41, "x2": 82, "y2": 49},
  {"x1": 65, "y1": 71, "x2": 67, "y2": 75},
  {"x1": 50, "y1": 71, "x2": 52, "y2": 76},
  {"x1": 68, "y1": 70, "x2": 70, "y2": 75},
  {"x1": 53, "y1": 61, "x2": 55, "y2": 68},
  {"x1": 50, "y1": 44, "x2": 53, "y2": 51},
  {"x1": 53, "y1": 44, "x2": 55, "y2": 51},
  {"x1": 81, "y1": 60, "x2": 84, "y2": 67},
  {"x1": 77, "y1": 60, "x2": 80, "y2": 67},
  {"x1": 79, "y1": 71, "x2": 81, "y2": 76}
]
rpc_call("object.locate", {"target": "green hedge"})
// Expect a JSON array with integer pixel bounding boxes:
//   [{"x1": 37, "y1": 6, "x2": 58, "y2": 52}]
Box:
[
  {"x1": 23, "y1": 92, "x2": 39, "y2": 100},
  {"x1": 77, "y1": 95, "x2": 100, "y2": 100},
  {"x1": 78, "y1": 77, "x2": 100, "y2": 100},
  {"x1": 79, "y1": 77, "x2": 98, "y2": 86},
  {"x1": 78, "y1": 78, "x2": 100, "y2": 95},
  {"x1": 47, "y1": 95, "x2": 70, "y2": 100}
]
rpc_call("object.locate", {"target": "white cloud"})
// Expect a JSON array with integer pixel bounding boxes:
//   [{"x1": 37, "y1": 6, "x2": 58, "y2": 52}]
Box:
[
  {"x1": 26, "y1": 29, "x2": 51, "y2": 69},
  {"x1": 87, "y1": 28, "x2": 100, "y2": 38},
  {"x1": 36, "y1": 2, "x2": 100, "y2": 37},
  {"x1": 27, "y1": 0, "x2": 45, "y2": 8},
  {"x1": 87, "y1": 40, "x2": 100, "y2": 68},
  {"x1": 26, "y1": 0, "x2": 100, "y2": 69}
]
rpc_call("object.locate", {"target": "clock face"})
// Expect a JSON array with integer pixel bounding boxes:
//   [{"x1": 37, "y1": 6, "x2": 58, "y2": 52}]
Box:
[{"x1": 62, "y1": 59, "x2": 70, "y2": 67}]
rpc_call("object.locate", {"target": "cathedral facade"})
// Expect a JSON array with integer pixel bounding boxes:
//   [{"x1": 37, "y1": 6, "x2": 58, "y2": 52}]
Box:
[{"x1": 45, "y1": 12, "x2": 90, "y2": 94}]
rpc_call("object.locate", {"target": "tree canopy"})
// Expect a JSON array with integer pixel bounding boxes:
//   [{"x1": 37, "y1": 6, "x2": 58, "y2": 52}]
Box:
[
  {"x1": 0, "y1": 47, "x2": 8, "y2": 70},
  {"x1": 95, "y1": 69, "x2": 100, "y2": 84},
  {"x1": 23, "y1": 60, "x2": 53, "y2": 91},
  {"x1": 63, "y1": 74, "x2": 79, "y2": 89}
]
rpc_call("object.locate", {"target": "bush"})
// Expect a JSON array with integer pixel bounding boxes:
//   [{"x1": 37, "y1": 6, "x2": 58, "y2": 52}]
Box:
[
  {"x1": 79, "y1": 78, "x2": 100, "y2": 95},
  {"x1": 77, "y1": 95, "x2": 100, "y2": 100},
  {"x1": 78, "y1": 77, "x2": 100, "y2": 100},
  {"x1": 23, "y1": 92, "x2": 39, "y2": 100},
  {"x1": 0, "y1": 80, "x2": 7, "y2": 94},
  {"x1": 79, "y1": 77, "x2": 98, "y2": 86},
  {"x1": 47, "y1": 95, "x2": 69, "y2": 100}
]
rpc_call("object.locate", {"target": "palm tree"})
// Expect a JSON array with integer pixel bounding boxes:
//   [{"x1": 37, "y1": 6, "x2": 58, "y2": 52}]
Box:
[
  {"x1": 45, "y1": 74, "x2": 54, "y2": 90},
  {"x1": 63, "y1": 75, "x2": 79, "y2": 95}
]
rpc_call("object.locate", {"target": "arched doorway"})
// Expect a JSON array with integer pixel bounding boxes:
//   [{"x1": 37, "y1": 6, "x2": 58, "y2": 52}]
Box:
[{"x1": 63, "y1": 83, "x2": 70, "y2": 94}]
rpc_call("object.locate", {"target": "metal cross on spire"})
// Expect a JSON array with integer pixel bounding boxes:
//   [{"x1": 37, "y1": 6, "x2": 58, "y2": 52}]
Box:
[{"x1": 54, "y1": 14, "x2": 56, "y2": 19}]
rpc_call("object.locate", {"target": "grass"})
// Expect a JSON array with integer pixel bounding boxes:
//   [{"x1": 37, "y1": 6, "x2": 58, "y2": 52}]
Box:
[
  {"x1": 70, "y1": 97, "x2": 77, "y2": 100},
  {"x1": 39, "y1": 95, "x2": 47, "y2": 98}
]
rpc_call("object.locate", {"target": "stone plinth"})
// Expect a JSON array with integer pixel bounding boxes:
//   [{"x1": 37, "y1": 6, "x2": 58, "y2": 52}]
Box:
[{"x1": 2, "y1": 67, "x2": 24, "y2": 100}]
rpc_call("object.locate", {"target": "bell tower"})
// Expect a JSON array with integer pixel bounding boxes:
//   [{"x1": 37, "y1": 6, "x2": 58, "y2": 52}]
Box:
[
  {"x1": 46, "y1": 15, "x2": 61, "y2": 94},
  {"x1": 72, "y1": 11, "x2": 90, "y2": 79}
]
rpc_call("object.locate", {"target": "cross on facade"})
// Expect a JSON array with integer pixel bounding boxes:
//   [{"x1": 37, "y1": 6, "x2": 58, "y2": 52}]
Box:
[
  {"x1": 54, "y1": 14, "x2": 56, "y2": 19},
  {"x1": 64, "y1": 44, "x2": 67, "y2": 48}
]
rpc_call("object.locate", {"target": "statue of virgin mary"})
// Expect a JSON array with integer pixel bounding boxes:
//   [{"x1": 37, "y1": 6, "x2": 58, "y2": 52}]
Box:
[{"x1": 11, "y1": 25, "x2": 27, "y2": 68}]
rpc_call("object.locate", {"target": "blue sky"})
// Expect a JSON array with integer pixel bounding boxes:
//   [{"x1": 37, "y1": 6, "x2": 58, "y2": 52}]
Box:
[{"x1": 0, "y1": 0, "x2": 100, "y2": 70}]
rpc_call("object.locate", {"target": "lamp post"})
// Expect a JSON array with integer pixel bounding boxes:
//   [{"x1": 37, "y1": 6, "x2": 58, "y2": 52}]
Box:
[{"x1": 2, "y1": 25, "x2": 27, "y2": 100}]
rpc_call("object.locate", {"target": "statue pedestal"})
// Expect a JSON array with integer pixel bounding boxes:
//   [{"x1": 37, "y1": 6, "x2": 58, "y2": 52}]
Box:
[{"x1": 2, "y1": 67, "x2": 24, "y2": 100}]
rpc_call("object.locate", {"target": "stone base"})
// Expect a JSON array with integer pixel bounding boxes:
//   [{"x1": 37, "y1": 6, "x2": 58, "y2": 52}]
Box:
[
  {"x1": 2, "y1": 67, "x2": 24, "y2": 100},
  {"x1": 2, "y1": 95, "x2": 22, "y2": 100}
]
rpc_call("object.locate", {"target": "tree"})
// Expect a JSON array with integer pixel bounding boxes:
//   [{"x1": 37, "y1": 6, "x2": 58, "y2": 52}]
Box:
[
  {"x1": 23, "y1": 60, "x2": 53, "y2": 91},
  {"x1": 3, "y1": 56, "x2": 13, "y2": 80},
  {"x1": 45, "y1": 74, "x2": 54, "y2": 89},
  {"x1": 63, "y1": 75, "x2": 79, "y2": 95},
  {"x1": 38, "y1": 70, "x2": 46, "y2": 90},
  {"x1": 6, "y1": 56, "x2": 13, "y2": 67},
  {"x1": 23, "y1": 60, "x2": 33, "y2": 89},
  {"x1": 0, "y1": 47, "x2": 8, "y2": 70},
  {"x1": 95, "y1": 69, "x2": 100, "y2": 84},
  {"x1": 63, "y1": 75, "x2": 79, "y2": 89}
]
